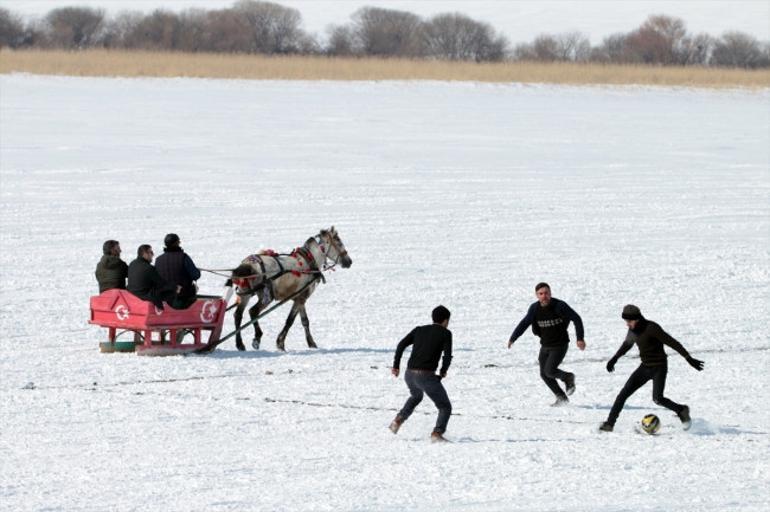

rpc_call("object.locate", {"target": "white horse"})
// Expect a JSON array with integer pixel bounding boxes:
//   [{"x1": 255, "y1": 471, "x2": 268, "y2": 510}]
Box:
[{"x1": 231, "y1": 227, "x2": 352, "y2": 352}]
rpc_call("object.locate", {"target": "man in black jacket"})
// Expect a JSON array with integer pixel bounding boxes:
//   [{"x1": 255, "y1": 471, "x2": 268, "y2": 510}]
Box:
[
  {"x1": 600, "y1": 304, "x2": 705, "y2": 432},
  {"x1": 95, "y1": 240, "x2": 128, "y2": 293},
  {"x1": 389, "y1": 305, "x2": 453, "y2": 442},
  {"x1": 508, "y1": 282, "x2": 586, "y2": 405},
  {"x1": 155, "y1": 233, "x2": 201, "y2": 309},
  {"x1": 127, "y1": 244, "x2": 179, "y2": 310}
]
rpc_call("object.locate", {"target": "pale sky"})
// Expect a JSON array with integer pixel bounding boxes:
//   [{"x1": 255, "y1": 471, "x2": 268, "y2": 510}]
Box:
[{"x1": 2, "y1": 0, "x2": 768, "y2": 44}]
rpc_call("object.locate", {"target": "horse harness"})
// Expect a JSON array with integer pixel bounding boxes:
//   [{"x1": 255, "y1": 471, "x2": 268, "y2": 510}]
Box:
[{"x1": 234, "y1": 239, "x2": 328, "y2": 299}]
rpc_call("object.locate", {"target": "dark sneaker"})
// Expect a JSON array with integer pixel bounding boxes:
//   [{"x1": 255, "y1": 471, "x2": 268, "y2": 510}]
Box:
[
  {"x1": 388, "y1": 415, "x2": 404, "y2": 434},
  {"x1": 430, "y1": 431, "x2": 448, "y2": 443},
  {"x1": 677, "y1": 405, "x2": 691, "y2": 430},
  {"x1": 550, "y1": 396, "x2": 569, "y2": 407},
  {"x1": 564, "y1": 373, "x2": 576, "y2": 396},
  {"x1": 599, "y1": 422, "x2": 614, "y2": 432}
]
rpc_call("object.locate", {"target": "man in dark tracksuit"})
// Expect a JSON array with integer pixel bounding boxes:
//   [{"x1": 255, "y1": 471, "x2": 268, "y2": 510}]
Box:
[
  {"x1": 600, "y1": 304, "x2": 704, "y2": 432},
  {"x1": 389, "y1": 305, "x2": 453, "y2": 442},
  {"x1": 155, "y1": 233, "x2": 201, "y2": 309},
  {"x1": 127, "y1": 244, "x2": 178, "y2": 310},
  {"x1": 508, "y1": 282, "x2": 586, "y2": 405},
  {"x1": 95, "y1": 240, "x2": 128, "y2": 293}
]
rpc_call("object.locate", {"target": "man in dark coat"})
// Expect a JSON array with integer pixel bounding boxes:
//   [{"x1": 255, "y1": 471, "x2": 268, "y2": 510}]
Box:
[
  {"x1": 154, "y1": 233, "x2": 201, "y2": 309},
  {"x1": 389, "y1": 305, "x2": 453, "y2": 443},
  {"x1": 508, "y1": 282, "x2": 586, "y2": 405},
  {"x1": 599, "y1": 305, "x2": 704, "y2": 432},
  {"x1": 127, "y1": 244, "x2": 178, "y2": 309},
  {"x1": 95, "y1": 240, "x2": 128, "y2": 293}
]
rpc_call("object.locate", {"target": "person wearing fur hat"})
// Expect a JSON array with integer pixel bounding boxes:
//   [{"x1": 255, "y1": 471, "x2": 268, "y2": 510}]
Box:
[{"x1": 599, "y1": 305, "x2": 705, "y2": 432}]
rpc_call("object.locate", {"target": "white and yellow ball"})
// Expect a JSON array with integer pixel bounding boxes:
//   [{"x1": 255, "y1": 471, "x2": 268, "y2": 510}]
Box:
[{"x1": 641, "y1": 414, "x2": 661, "y2": 434}]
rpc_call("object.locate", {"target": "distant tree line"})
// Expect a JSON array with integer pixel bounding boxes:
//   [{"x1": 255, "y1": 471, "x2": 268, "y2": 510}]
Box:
[{"x1": 1, "y1": 2, "x2": 768, "y2": 68}]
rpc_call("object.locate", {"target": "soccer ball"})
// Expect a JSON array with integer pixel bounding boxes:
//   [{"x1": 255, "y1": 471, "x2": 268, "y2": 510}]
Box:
[{"x1": 640, "y1": 414, "x2": 661, "y2": 434}]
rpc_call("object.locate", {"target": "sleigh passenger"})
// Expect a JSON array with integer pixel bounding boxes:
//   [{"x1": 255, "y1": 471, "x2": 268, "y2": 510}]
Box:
[
  {"x1": 95, "y1": 239, "x2": 128, "y2": 293},
  {"x1": 155, "y1": 233, "x2": 201, "y2": 309},
  {"x1": 127, "y1": 244, "x2": 179, "y2": 310}
]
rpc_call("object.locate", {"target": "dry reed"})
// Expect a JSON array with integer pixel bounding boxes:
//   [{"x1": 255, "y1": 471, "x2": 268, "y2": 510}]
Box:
[{"x1": 2, "y1": 49, "x2": 769, "y2": 88}]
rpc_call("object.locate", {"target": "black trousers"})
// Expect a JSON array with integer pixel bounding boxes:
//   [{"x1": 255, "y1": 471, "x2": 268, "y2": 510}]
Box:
[
  {"x1": 607, "y1": 361, "x2": 684, "y2": 425},
  {"x1": 538, "y1": 344, "x2": 570, "y2": 399}
]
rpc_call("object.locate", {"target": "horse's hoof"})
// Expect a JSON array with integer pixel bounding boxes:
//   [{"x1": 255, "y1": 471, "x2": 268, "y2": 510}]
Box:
[
  {"x1": 251, "y1": 339, "x2": 261, "y2": 350},
  {"x1": 307, "y1": 341, "x2": 318, "y2": 349},
  {"x1": 277, "y1": 344, "x2": 286, "y2": 352},
  {"x1": 236, "y1": 340, "x2": 246, "y2": 351}
]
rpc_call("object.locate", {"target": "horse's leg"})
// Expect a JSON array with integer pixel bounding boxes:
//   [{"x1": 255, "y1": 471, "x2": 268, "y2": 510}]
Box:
[
  {"x1": 276, "y1": 302, "x2": 300, "y2": 352},
  {"x1": 249, "y1": 302, "x2": 263, "y2": 350},
  {"x1": 233, "y1": 295, "x2": 251, "y2": 351},
  {"x1": 298, "y1": 302, "x2": 317, "y2": 349}
]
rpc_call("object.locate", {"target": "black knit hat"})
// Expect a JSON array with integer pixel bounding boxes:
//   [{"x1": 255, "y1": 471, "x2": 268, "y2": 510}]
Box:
[
  {"x1": 164, "y1": 233, "x2": 180, "y2": 248},
  {"x1": 622, "y1": 304, "x2": 642, "y2": 320}
]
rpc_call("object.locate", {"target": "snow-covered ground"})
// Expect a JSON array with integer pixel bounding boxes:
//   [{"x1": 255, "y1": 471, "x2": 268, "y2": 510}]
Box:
[{"x1": 1, "y1": 74, "x2": 768, "y2": 511}]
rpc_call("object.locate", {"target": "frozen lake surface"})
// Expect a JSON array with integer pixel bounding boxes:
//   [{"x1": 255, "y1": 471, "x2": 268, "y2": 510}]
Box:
[{"x1": 1, "y1": 75, "x2": 768, "y2": 511}]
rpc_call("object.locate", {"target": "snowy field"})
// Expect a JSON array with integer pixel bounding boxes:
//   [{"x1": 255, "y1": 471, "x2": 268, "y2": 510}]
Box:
[{"x1": 1, "y1": 74, "x2": 768, "y2": 511}]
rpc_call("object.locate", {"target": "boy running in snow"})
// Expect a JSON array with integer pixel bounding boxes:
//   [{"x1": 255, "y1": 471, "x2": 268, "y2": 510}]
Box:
[
  {"x1": 600, "y1": 304, "x2": 704, "y2": 432},
  {"x1": 389, "y1": 305, "x2": 453, "y2": 442},
  {"x1": 508, "y1": 283, "x2": 586, "y2": 405}
]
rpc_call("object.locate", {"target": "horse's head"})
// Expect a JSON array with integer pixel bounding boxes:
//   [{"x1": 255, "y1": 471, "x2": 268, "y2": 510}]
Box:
[
  {"x1": 319, "y1": 226, "x2": 352, "y2": 269},
  {"x1": 231, "y1": 263, "x2": 262, "y2": 294}
]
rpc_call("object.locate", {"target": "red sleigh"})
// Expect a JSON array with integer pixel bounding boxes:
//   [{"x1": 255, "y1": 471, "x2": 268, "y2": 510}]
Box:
[{"x1": 89, "y1": 289, "x2": 227, "y2": 356}]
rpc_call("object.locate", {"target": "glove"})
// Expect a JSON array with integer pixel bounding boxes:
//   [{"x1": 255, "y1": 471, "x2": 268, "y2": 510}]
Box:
[
  {"x1": 606, "y1": 358, "x2": 617, "y2": 373},
  {"x1": 687, "y1": 357, "x2": 704, "y2": 371}
]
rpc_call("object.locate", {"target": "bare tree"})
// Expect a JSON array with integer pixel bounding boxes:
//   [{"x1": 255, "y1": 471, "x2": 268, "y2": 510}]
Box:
[
  {"x1": 590, "y1": 33, "x2": 627, "y2": 63},
  {"x1": 0, "y1": 7, "x2": 25, "y2": 48},
  {"x1": 762, "y1": 42, "x2": 770, "y2": 68},
  {"x1": 197, "y1": 8, "x2": 251, "y2": 53},
  {"x1": 234, "y1": 0, "x2": 307, "y2": 54},
  {"x1": 623, "y1": 14, "x2": 690, "y2": 65},
  {"x1": 532, "y1": 34, "x2": 559, "y2": 61},
  {"x1": 554, "y1": 31, "x2": 591, "y2": 62},
  {"x1": 351, "y1": 7, "x2": 424, "y2": 57},
  {"x1": 422, "y1": 12, "x2": 508, "y2": 62},
  {"x1": 175, "y1": 9, "x2": 209, "y2": 52},
  {"x1": 45, "y1": 6, "x2": 105, "y2": 49},
  {"x1": 512, "y1": 42, "x2": 536, "y2": 61},
  {"x1": 712, "y1": 31, "x2": 765, "y2": 68},
  {"x1": 326, "y1": 24, "x2": 355, "y2": 56},
  {"x1": 101, "y1": 11, "x2": 144, "y2": 49},
  {"x1": 123, "y1": 9, "x2": 182, "y2": 50},
  {"x1": 680, "y1": 33, "x2": 715, "y2": 65},
  {"x1": 295, "y1": 31, "x2": 321, "y2": 54},
  {"x1": 514, "y1": 32, "x2": 590, "y2": 62}
]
